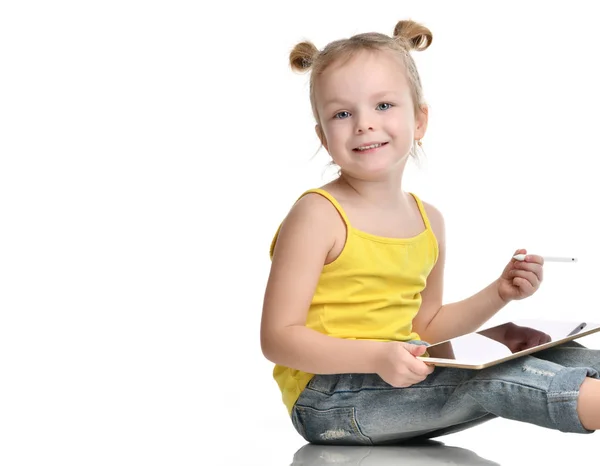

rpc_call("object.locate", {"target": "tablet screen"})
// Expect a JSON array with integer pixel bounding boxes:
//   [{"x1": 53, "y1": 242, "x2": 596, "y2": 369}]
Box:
[{"x1": 424, "y1": 319, "x2": 592, "y2": 364}]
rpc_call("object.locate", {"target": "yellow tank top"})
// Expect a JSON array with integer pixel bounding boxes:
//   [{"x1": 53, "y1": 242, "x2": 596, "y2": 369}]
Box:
[{"x1": 269, "y1": 188, "x2": 439, "y2": 415}]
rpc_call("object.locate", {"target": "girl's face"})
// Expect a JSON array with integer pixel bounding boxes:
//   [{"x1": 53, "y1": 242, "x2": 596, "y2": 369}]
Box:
[{"x1": 314, "y1": 49, "x2": 427, "y2": 181}]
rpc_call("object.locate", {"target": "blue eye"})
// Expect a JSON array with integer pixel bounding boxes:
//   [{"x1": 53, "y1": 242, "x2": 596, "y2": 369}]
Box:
[
  {"x1": 334, "y1": 111, "x2": 350, "y2": 119},
  {"x1": 377, "y1": 103, "x2": 393, "y2": 110}
]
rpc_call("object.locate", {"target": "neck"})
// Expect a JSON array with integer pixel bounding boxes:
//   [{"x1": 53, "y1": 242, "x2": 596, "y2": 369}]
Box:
[{"x1": 337, "y1": 168, "x2": 407, "y2": 208}]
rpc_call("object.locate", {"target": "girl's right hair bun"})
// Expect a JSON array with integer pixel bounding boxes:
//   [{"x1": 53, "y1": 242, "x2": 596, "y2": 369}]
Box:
[
  {"x1": 393, "y1": 20, "x2": 433, "y2": 52},
  {"x1": 289, "y1": 41, "x2": 319, "y2": 72}
]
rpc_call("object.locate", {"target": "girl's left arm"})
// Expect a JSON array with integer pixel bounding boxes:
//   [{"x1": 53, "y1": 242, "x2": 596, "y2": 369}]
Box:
[{"x1": 412, "y1": 203, "x2": 544, "y2": 344}]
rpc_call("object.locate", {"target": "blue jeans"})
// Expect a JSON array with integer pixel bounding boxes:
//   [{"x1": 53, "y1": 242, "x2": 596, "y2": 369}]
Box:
[{"x1": 290, "y1": 341, "x2": 600, "y2": 445}]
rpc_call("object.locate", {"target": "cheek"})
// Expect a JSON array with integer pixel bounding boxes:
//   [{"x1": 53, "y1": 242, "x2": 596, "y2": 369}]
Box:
[
  {"x1": 390, "y1": 126, "x2": 415, "y2": 144},
  {"x1": 397, "y1": 120, "x2": 418, "y2": 142},
  {"x1": 324, "y1": 125, "x2": 347, "y2": 145},
  {"x1": 386, "y1": 112, "x2": 414, "y2": 135}
]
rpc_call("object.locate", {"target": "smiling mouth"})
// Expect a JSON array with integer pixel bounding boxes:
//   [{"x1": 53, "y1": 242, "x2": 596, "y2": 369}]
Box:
[{"x1": 353, "y1": 142, "x2": 388, "y2": 152}]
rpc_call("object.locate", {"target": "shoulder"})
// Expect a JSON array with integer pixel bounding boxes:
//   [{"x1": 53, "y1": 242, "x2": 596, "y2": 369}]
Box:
[
  {"x1": 419, "y1": 199, "x2": 446, "y2": 244},
  {"x1": 272, "y1": 191, "x2": 339, "y2": 256},
  {"x1": 286, "y1": 191, "x2": 340, "y2": 227}
]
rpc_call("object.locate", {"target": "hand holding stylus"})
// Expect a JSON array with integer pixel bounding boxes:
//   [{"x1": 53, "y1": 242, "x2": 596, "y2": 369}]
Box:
[{"x1": 497, "y1": 249, "x2": 544, "y2": 303}]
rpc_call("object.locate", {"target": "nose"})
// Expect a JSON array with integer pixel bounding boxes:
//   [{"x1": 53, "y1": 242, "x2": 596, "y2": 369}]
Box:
[{"x1": 354, "y1": 110, "x2": 375, "y2": 134}]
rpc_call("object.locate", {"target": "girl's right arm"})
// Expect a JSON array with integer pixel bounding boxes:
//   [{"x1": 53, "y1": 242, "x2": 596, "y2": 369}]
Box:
[{"x1": 260, "y1": 194, "x2": 432, "y2": 386}]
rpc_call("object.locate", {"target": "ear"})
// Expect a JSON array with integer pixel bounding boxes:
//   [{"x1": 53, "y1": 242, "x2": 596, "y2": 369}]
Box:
[
  {"x1": 414, "y1": 105, "x2": 429, "y2": 141},
  {"x1": 315, "y1": 124, "x2": 328, "y2": 151}
]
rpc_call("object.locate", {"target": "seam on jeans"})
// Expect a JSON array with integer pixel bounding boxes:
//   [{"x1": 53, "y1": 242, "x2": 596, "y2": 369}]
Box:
[
  {"x1": 463, "y1": 378, "x2": 545, "y2": 392},
  {"x1": 462, "y1": 378, "x2": 582, "y2": 404},
  {"x1": 350, "y1": 406, "x2": 373, "y2": 445},
  {"x1": 305, "y1": 384, "x2": 458, "y2": 396},
  {"x1": 462, "y1": 392, "x2": 488, "y2": 415},
  {"x1": 547, "y1": 390, "x2": 579, "y2": 403}
]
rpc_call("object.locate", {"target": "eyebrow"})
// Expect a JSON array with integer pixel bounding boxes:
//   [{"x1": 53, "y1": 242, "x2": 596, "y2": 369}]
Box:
[{"x1": 322, "y1": 91, "x2": 400, "y2": 108}]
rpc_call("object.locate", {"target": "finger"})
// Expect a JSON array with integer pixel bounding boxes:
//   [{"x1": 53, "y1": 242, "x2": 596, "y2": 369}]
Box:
[
  {"x1": 513, "y1": 276, "x2": 535, "y2": 293},
  {"x1": 405, "y1": 344, "x2": 428, "y2": 357},
  {"x1": 407, "y1": 374, "x2": 429, "y2": 386},
  {"x1": 408, "y1": 371, "x2": 433, "y2": 384},
  {"x1": 524, "y1": 254, "x2": 544, "y2": 266},
  {"x1": 394, "y1": 371, "x2": 427, "y2": 387},
  {"x1": 399, "y1": 345, "x2": 434, "y2": 378},
  {"x1": 510, "y1": 269, "x2": 540, "y2": 287},
  {"x1": 407, "y1": 362, "x2": 433, "y2": 378},
  {"x1": 514, "y1": 261, "x2": 544, "y2": 282},
  {"x1": 512, "y1": 248, "x2": 527, "y2": 260},
  {"x1": 408, "y1": 358, "x2": 434, "y2": 377},
  {"x1": 514, "y1": 260, "x2": 543, "y2": 271},
  {"x1": 421, "y1": 361, "x2": 435, "y2": 376}
]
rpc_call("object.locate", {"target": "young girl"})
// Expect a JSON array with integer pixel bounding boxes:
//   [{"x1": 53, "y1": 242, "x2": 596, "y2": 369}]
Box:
[{"x1": 260, "y1": 19, "x2": 600, "y2": 445}]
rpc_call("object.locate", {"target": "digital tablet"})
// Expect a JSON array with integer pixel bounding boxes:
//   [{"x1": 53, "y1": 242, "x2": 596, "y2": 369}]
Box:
[{"x1": 417, "y1": 319, "x2": 600, "y2": 369}]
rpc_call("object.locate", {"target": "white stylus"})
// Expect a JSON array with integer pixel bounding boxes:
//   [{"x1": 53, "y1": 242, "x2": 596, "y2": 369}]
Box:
[{"x1": 513, "y1": 254, "x2": 578, "y2": 262}]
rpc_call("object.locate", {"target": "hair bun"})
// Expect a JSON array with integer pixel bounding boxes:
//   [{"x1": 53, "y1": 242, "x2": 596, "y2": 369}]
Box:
[
  {"x1": 289, "y1": 41, "x2": 319, "y2": 72},
  {"x1": 393, "y1": 20, "x2": 432, "y2": 51}
]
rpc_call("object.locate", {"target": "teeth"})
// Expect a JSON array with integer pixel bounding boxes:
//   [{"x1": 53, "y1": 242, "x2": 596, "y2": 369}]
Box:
[{"x1": 356, "y1": 143, "x2": 383, "y2": 151}]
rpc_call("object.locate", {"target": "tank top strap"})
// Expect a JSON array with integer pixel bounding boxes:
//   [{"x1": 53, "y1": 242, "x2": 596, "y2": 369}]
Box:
[
  {"x1": 270, "y1": 188, "x2": 350, "y2": 258},
  {"x1": 299, "y1": 188, "x2": 351, "y2": 227},
  {"x1": 409, "y1": 192, "x2": 432, "y2": 231}
]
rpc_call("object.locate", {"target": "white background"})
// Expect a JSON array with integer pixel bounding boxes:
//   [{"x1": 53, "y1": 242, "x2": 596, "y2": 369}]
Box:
[{"x1": 1, "y1": 1, "x2": 599, "y2": 464}]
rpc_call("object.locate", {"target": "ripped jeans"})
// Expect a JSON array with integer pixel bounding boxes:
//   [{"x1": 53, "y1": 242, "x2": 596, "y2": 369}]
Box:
[{"x1": 290, "y1": 341, "x2": 600, "y2": 445}]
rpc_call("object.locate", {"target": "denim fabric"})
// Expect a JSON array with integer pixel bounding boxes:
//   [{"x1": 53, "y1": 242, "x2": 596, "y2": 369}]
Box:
[{"x1": 290, "y1": 341, "x2": 600, "y2": 445}]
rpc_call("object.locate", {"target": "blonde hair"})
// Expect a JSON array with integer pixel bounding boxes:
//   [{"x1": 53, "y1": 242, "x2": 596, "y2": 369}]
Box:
[{"x1": 289, "y1": 20, "x2": 432, "y2": 158}]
